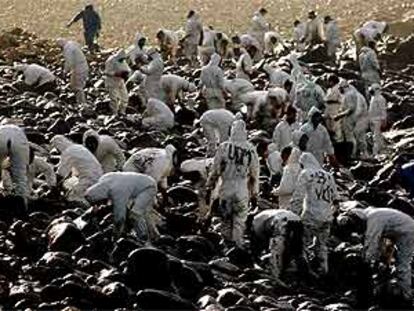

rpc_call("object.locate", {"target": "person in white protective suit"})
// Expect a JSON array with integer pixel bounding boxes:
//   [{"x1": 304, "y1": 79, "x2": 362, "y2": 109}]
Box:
[
  {"x1": 267, "y1": 145, "x2": 283, "y2": 186},
  {"x1": 291, "y1": 152, "x2": 339, "y2": 276},
  {"x1": 324, "y1": 74, "x2": 343, "y2": 142},
  {"x1": 206, "y1": 119, "x2": 260, "y2": 248},
  {"x1": 293, "y1": 20, "x2": 306, "y2": 51},
  {"x1": 57, "y1": 39, "x2": 89, "y2": 104},
  {"x1": 200, "y1": 53, "x2": 226, "y2": 109},
  {"x1": 240, "y1": 88, "x2": 288, "y2": 131},
  {"x1": 294, "y1": 79, "x2": 326, "y2": 119},
  {"x1": 235, "y1": 47, "x2": 254, "y2": 82},
  {"x1": 273, "y1": 147, "x2": 301, "y2": 210},
  {"x1": 200, "y1": 109, "x2": 236, "y2": 156},
  {"x1": 335, "y1": 80, "x2": 369, "y2": 158},
  {"x1": 271, "y1": 105, "x2": 299, "y2": 152},
  {"x1": 183, "y1": 10, "x2": 203, "y2": 66},
  {"x1": 0, "y1": 125, "x2": 30, "y2": 200},
  {"x1": 142, "y1": 98, "x2": 174, "y2": 131},
  {"x1": 156, "y1": 29, "x2": 179, "y2": 64},
  {"x1": 323, "y1": 16, "x2": 341, "y2": 59},
  {"x1": 85, "y1": 172, "x2": 162, "y2": 241},
  {"x1": 359, "y1": 44, "x2": 381, "y2": 91},
  {"x1": 223, "y1": 78, "x2": 255, "y2": 112},
  {"x1": 104, "y1": 49, "x2": 131, "y2": 115},
  {"x1": 51, "y1": 135, "x2": 103, "y2": 203},
  {"x1": 83, "y1": 129, "x2": 125, "y2": 173},
  {"x1": 14, "y1": 64, "x2": 57, "y2": 94},
  {"x1": 240, "y1": 34, "x2": 263, "y2": 62},
  {"x1": 123, "y1": 144, "x2": 176, "y2": 197},
  {"x1": 302, "y1": 11, "x2": 325, "y2": 46},
  {"x1": 368, "y1": 84, "x2": 387, "y2": 155},
  {"x1": 249, "y1": 8, "x2": 270, "y2": 49},
  {"x1": 337, "y1": 207, "x2": 414, "y2": 302},
  {"x1": 353, "y1": 21, "x2": 388, "y2": 59},
  {"x1": 2, "y1": 149, "x2": 56, "y2": 197},
  {"x1": 180, "y1": 157, "x2": 214, "y2": 186},
  {"x1": 252, "y1": 209, "x2": 305, "y2": 283},
  {"x1": 263, "y1": 63, "x2": 292, "y2": 88},
  {"x1": 264, "y1": 31, "x2": 284, "y2": 56},
  {"x1": 199, "y1": 26, "x2": 218, "y2": 65},
  {"x1": 300, "y1": 107, "x2": 335, "y2": 165},
  {"x1": 128, "y1": 33, "x2": 148, "y2": 67},
  {"x1": 215, "y1": 32, "x2": 232, "y2": 60},
  {"x1": 160, "y1": 74, "x2": 196, "y2": 108},
  {"x1": 137, "y1": 49, "x2": 164, "y2": 101}
]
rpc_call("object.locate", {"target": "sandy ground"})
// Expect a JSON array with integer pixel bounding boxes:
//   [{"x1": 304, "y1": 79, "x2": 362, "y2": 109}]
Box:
[{"x1": 0, "y1": 0, "x2": 413, "y2": 47}]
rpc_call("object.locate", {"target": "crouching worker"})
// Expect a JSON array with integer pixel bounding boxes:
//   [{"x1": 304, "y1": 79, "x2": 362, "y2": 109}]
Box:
[
  {"x1": 252, "y1": 209, "x2": 307, "y2": 285},
  {"x1": 51, "y1": 135, "x2": 103, "y2": 204},
  {"x1": 14, "y1": 64, "x2": 57, "y2": 94},
  {"x1": 85, "y1": 172, "x2": 163, "y2": 241},
  {"x1": 337, "y1": 207, "x2": 414, "y2": 307}
]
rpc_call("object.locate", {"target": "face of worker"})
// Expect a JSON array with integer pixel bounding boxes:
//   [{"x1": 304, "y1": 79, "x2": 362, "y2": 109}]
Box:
[
  {"x1": 85, "y1": 136, "x2": 99, "y2": 154},
  {"x1": 311, "y1": 112, "x2": 323, "y2": 128},
  {"x1": 286, "y1": 110, "x2": 297, "y2": 124}
]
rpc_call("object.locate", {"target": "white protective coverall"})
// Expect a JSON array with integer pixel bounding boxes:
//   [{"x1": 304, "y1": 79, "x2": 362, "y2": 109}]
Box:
[
  {"x1": 160, "y1": 74, "x2": 196, "y2": 107},
  {"x1": 252, "y1": 209, "x2": 302, "y2": 279},
  {"x1": 3, "y1": 156, "x2": 56, "y2": 196},
  {"x1": 271, "y1": 117, "x2": 299, "y2": 152},
  {"x1": 200, "y1": 53, "x2": 226, "y2": 109},
  {"x1": 199, "y1": 27, "x2": 217, "y2": 65},
  {"x1": 294, "y1": 80, "x2": 326, "y2": 118},
  {"x1": 267, "y1": 146, "x2": 282, "y2": 184},
  {"x1": 359, "y1": 46, "x2": 381, "y2": 89},
  {"x1": 303, "y1": 17, "x2": 325, "y2": 46},
  {"x1": 264, "y1": 31, "x2": 284, "y2": 55},
  {"x1": 51, "y1": 135, "x2": 103, "y2": 202},
  {"x1": 324, "y1": 82, "x2": 343, "y2": 141},
  {"x1": 341, "y1": 207, "x2": 414, "y2": 300},
  {"x1": 273, "y1": 148, "x2": 301, "y2": 209},
  {"x1": 85, "y1": 172, "x2": 161, "y2": 241},
  {"x1": 180, "y1": 157, "x2": 214, "y2": 183},
  {"x1": 353, "y1": 21, "x2": 387, "y2": 56},
  {"x1": 0, "y1": 125, "x2": 30, "y2": 198},
  {"x1": 369, "y1": 84, "x2": 387, "y2": 155},
  {"x1": 83, "y1": 129, "x2": 125, "y2": 173},
  {"x1": 142, "y1": 98, "x2": 175, "y2": 131},
  {"x1": 291, "y1": 152, "x2": 338, "y2": 275},
  {"x1": 338, "y1": 81, "x2": 369, "y2": 157},
  {"x1": 249, "y1": 11, "x2": 270, "y2": 49},
  {"x1": 200, "y1": 109, "x2": 236, "y2": 156},
  {"x1": 57, "y1": 39, "x2": 89, "y2": 104},
  {"x1": 263, "y1": 64, "x2": 292, "y2": 88},
  {"x1": 139, "y1": 50, "x2": 164, "y2": 100},
  {"x1": 206, "y1": 119, "x2": 260, "y2": 247},
  {"x1": 324, "y1": 20, "x2": 341, "y2": 58},
  {"x1": 123, "y1": 144, "x2": 176, "y2": 192},
  {"x1": 223, "y1": 78, "x2": 255, "y2": 111},
  {"x1": 105, "y1": 49, "x2": 131, "y2": 114},
  {"x1": 128, "y1": 33, "x2": 148, "y2": 66},
  {"x1": 236, "y1": 49, "x2": 253, "y2": 81},
  {"x1": 240, "y1": 34, "x2": 263, "y2": 61},
  {"x1": 157, "y1": 29, "x2": 180, "y2": 63},
  {"x1": 293, "y1": 22, "x2": 306, "y2": 51},
  {"x1": 299, "y1": 107, "x2": 334, "y2": 164},
  {"x1": 15, "y1": 64, "x2": 56, "y2": 87},
  {"x1": 184, "y1": 13, "x2": 203, "y2": 65}
]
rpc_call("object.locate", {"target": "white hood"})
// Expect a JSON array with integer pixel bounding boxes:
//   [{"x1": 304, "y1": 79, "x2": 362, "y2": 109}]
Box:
[
  {"x1": 51, "y1": 135, "x2": 73, "y2": 153},
  {"x1": 299, "y1": 152, "x2": 321, "y2": 170}
]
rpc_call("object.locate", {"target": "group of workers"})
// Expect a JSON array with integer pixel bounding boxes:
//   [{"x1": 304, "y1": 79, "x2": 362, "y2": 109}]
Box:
[{"x1": 3, "y1": 4, "x2": 414, "y2": 306}]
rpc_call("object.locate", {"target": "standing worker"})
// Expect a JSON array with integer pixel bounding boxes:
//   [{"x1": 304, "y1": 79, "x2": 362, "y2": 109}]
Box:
[{"x1": 67, "y1": 4, "x2": 101, "y2": 52}]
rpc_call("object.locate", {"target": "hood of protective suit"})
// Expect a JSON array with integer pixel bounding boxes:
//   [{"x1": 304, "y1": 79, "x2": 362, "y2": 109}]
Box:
[
  {"x1": 369, "y1": 83, "x2": 381, "y2": 95},
  {"x1": 51, "y1": 135, "x2": 73, "y2": 153},
  {"x1": 209, "y1": 53, "x2": 221, "y2": 67},
  {"x1": 287, "y1": 147, "x2": 301, "y2": 165},
  {"x1": 147, "y1": 48, "x2": 160, "y2": 59},
  {"x1": 307, "y1": 106, "x2": 321, "y2": 120},
  {"x1": 267, "y1": 143, "x2": 278, "y2": 154},
  {"x1": 83, "y1": 129, "x2": 100, "y2": 145},
  {"x1": 299, "y1": 152, "x2": 321, "y2": 170},
  {"x1": 360, "y1": 46, "x2": 372, "y2": 54},
  {"x1": 14, "y1": 64, "x2": 28, "y2": 72},
  {"x1": 230, "y1": 119, "x2": 247, "y2": 143},
  {"x1": 263, "y1": 63, "x2": 273, "y2": 74},
  {"x1": 56, "y1": 38, "x2": 68, "y2": 48},
  {"x1": 165, "y1": 144, "x2": 177, "y2": 155},
  {"x1": 337, "y1": 207, "x2": 368, "y2": 226}
]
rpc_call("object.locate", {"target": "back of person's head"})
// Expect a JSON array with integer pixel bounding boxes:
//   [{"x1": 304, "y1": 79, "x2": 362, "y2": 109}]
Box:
[
  {"x1": 294, "y1": 20, "x2": 301, "y2": 27},
  {"x1": 85, "y1": 4, "x2": 93, "y2": 10},
  {"x1": 324, "y1": 15, "x2": 332, "y2": 23},
  {"x1": 281, "y1": 145, "x2": 293, "y2": 163},
  {"x1": 187, "y1": 10, "x2": 195, "y2": 18},
  {"x1": 327, "y1": 74, "x2": 340, "y2": 86},
  {"x1": 259, "y1": 8, "x2": 268, "y2": 15},
  {"x1": 368, "y1": 41, "x2": 376, "y2": 50},
  {"x1": 308, "y1": 11, "x2": 316, "y2": 19}
]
